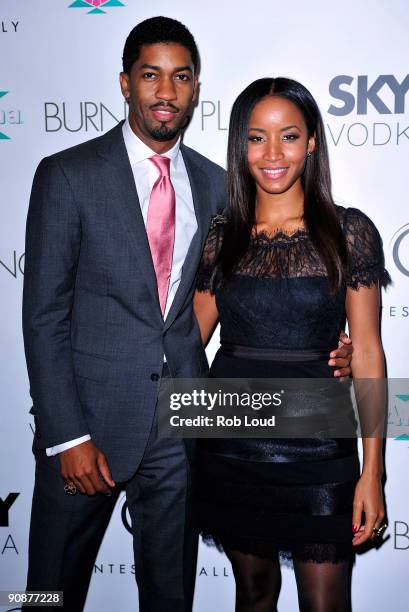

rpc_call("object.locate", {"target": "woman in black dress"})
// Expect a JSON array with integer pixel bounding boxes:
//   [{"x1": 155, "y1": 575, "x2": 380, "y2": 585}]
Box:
[{"x1": 193, "y1": 78, "x2": 389, "y2": 611}]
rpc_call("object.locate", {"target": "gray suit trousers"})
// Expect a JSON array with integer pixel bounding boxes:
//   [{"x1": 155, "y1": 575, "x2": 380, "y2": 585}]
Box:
[{"x1": 26, "y1": 403, "x2": 197, "y2": 612}]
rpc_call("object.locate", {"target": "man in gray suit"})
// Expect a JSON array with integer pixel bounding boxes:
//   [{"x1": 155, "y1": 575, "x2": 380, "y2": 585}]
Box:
[{"x1": 22, "y1": 16, "x2": 352, "y2": 612}]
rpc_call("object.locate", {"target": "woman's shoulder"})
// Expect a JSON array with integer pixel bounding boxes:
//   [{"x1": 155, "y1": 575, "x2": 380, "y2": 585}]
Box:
[
  {"x1": 334, "y1": 204, "x2": 382, "y2": 241},
  {"x1": 334, "y1": 203, "x2": 376, "y2": 227},
  {"x1": 334, "y1": 205, "x2": 391, "y2": 289},
  {"x1": 209, "y1": 213, "x2": 229, "y2": 230},
  {"x1": 203, "y1": 213, "x2": 229, "y2": 248},
  {"x1": 200, "y1": 213, "x2": 228, "y2": 261},
  {"x1": 196, "y1": 214, "x2": 228, "y2": 293}
]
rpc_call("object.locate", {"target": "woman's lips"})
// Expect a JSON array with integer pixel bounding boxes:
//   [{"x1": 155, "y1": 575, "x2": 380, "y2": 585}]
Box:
[
  {"x1": 261, "y1": 167, "x2": 289, "y2": 179},
  {"x1": 151, "y1": 108, "x2": 178, "y2": 122}
]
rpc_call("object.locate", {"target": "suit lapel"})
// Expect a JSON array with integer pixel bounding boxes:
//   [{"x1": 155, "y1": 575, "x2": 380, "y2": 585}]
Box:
[
  {"x1": 96, "y1": 123, "x2": 162, "y2": 323},
  {"x1": 163, "y1": 144, "x2": 212, "y2": 332},
  {"x1": 96, "y1": 127, "x2": 212, "y2": 330}
]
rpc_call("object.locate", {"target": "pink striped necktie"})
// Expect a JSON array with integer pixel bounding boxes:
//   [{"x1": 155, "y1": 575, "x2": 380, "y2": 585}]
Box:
[{"x1": 146, "y1": 155, "x2": 176, "y2": 315}]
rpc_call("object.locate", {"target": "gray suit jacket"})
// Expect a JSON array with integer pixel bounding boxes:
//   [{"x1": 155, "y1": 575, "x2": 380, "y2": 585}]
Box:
[{"x1": 23, "y1": 122, "x2": 225, "y2": 481}]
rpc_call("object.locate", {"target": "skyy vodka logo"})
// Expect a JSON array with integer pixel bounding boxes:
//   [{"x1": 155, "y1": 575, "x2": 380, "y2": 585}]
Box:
[
  {"x1": 68, "y1": 0, "x2": 125, "y2": 14},
  {"x1": 326, "y1": 74, "x2": 409, "y2": 147}
]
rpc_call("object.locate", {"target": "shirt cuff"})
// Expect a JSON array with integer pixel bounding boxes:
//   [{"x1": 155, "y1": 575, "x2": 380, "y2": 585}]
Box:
[{"x1": 46, "y1": 435, "x2": 91, "y2": 456}]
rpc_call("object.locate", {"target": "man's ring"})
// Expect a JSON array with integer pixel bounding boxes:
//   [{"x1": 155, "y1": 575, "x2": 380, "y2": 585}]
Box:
[
  {"x1": 64, "y1": 483, "x2": 77, "y2": 496},
  {"x1": 372, "y1": 523, "x2": 387, "y2": 538}
]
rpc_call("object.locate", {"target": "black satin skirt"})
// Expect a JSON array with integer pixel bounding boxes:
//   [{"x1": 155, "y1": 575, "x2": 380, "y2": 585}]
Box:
[{"x1": 194, "y1": 345, "x2": 360, "y2": 563}]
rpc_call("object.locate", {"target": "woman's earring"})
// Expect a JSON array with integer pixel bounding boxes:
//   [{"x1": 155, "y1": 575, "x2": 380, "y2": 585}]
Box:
[{"x1": 307, "y1": 151, "x2": 312, "y2": 158}]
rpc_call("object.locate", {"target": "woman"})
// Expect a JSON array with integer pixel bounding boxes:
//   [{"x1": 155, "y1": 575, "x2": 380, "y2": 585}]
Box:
[{"x1": 193, "y1": 78, "x2": 389, "y2": 611}]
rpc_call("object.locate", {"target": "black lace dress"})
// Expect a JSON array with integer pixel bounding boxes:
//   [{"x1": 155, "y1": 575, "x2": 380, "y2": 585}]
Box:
[{"x1": 194, "y1": 205, "x2": 390, "y2": 563}]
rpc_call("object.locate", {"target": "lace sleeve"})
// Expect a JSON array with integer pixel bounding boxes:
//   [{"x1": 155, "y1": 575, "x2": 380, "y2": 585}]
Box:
[
  {"x1": 196, "y1": 215, "x2": 227, "y2": 293},
  {"x1": 343, "y1": 207, "x2": 391, "y2": 290}
]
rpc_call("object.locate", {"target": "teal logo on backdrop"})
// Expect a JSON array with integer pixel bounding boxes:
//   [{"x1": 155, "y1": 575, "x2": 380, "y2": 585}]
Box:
[
  {"x1": 392, "y1": 394, "x2": 409, "y2": 446},
  {"x1": 68, "y1": 0, "x2": 125, "y2": 14},
  {"x1": 0, "y1": 91, "x2": 10, "y2": 139},
  {"x1": 0, "y1": 91, "x2": 23, "y2": 140}
]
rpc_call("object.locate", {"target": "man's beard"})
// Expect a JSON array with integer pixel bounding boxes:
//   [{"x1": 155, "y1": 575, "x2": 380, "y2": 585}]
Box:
[{"x1": 148, "y1": 122, "x2": 180, "y2": 142}]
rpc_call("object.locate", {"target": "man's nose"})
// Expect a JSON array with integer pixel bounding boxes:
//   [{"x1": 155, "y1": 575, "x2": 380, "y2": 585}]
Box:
[{"x1": 156, "y1": 76, "x2": 177, "y2": 101}]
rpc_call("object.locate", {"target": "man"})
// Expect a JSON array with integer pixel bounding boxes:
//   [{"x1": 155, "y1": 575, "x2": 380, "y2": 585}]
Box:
[{"x1": 22, "y1": 16, "x2": 353, "y2": 612}]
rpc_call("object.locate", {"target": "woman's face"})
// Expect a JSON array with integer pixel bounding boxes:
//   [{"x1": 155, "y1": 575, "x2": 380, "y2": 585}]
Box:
[{"x1": 247, "y1": 96, "x2": 315, "y2": 198}]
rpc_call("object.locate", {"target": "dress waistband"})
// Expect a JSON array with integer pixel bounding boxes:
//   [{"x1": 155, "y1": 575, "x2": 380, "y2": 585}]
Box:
[{"x1": 220, "y1": 343, "x2": 330, "y2": 362}]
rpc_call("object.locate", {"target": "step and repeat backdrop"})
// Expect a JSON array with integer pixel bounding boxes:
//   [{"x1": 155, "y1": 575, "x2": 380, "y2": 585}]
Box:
[{"x1": 1, "y1": 1, "x2": 408, "y2": 610}]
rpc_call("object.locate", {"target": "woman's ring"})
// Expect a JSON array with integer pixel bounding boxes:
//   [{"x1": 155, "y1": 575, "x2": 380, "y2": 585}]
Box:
[{"x1": 372, "y1": 523, "x2": 387, "y2": 537}]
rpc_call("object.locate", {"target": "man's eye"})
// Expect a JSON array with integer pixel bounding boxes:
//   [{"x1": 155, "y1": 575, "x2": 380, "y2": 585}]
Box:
[
  {"x1": 176, "y1": 74, "x2": 190, "y2": 81},
  {"x1": 143, "y1": 72, "x2": 157, "y2": 79}
]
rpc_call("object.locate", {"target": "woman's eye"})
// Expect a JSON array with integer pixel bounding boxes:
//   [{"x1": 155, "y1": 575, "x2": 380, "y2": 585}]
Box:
[
  {"x1": 282, "y1": 134, "x2": 299, "y2": 141},
  {"x1": 248, "y1": 136, "x2": 264, "y2": 142}
]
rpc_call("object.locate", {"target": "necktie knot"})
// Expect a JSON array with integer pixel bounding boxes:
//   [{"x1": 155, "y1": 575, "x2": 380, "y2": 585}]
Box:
[{"x1": 149, "y1": 155, "x2": 171, "y2": 178}]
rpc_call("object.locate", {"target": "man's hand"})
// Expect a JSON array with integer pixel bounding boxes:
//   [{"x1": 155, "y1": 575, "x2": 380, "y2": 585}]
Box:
[
  {"x1": 329, "y1": 330, "x2": 353, "y2": 377},
  {"x1": 59, "y1": 440, "x2": 115, "y2": 496}
]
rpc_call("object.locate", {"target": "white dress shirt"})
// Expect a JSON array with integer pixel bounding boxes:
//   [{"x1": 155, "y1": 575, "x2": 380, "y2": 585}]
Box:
[{"x1": 46, "y1": 119, "x2": 197, "y2": 456}]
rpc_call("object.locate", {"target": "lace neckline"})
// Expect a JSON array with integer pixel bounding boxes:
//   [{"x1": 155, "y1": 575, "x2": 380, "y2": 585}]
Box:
[{"x1": 251, "y1": 227, "x2": 309, "y2": 246}]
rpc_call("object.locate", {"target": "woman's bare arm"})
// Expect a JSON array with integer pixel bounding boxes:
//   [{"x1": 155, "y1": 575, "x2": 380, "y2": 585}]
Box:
[
  {"x1": 193, "y1": 289, "x2": 219, "y2": 346},
  {"x1": 345, "y1": 283, "x2": 386, "y2": 545}
]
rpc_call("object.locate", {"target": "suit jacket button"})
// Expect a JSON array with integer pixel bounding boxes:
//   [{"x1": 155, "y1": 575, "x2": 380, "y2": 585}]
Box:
[{"x1": 150, "y1": 373, "x2": 160, "y2": 382}]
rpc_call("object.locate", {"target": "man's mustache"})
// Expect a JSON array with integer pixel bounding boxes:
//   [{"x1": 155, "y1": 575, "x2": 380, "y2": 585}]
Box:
[{"x1": 150, "y1": 102, "x2": 180, "y2": 113}]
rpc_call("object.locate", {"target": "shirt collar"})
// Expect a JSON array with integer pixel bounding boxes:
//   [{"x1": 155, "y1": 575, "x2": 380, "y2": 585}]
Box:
[{"x1": 122, "y1": 117, "x2": 181, "y2": 170}]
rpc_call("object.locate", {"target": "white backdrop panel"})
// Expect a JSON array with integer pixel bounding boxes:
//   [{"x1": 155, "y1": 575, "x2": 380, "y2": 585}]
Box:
[{"x1": 0, "y1": 1, "x2": 408, "y2": 610}]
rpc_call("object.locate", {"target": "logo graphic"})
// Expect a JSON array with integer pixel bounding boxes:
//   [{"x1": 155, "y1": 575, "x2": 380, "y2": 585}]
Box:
[
  {"x1": 394, "y1": 521, "x2": 409, "y2": 550},
  {"x1": 121, "y1": 498, "x2": 132, "y2": 534},
  {"x1": 392, "y1": 393, "x2": 409, "y2": 446},
  {"x1": 44, "y1": 101, "x2": 127, "y2": 133},
  {"x1": 0, "y1": 91, "x2": 23, "y2": 140},
  {"x1": 390, "y1": 223, "x2": 409, "y2": 278},
  {"x1": 326, "y1": 75, "x2": 409, "y2": 147},
  {"x1": 0, "y1": 251, "x2": 25, "y2": 278},
  {"x1": 0, "y1": 493, "x2": 20, "y2": 527},
  {"x1": 328, "y1": 75, "x2": 409, "y2": 116},
  {"x1": 1, "y1": 20, "x2": 19, "y2": 34},
  {"x1": 68, "y1": 0, "x2": 125, "y2": 14},
  {"x1": 0, "y1": 91, "x2": 10, "y2": 139}
]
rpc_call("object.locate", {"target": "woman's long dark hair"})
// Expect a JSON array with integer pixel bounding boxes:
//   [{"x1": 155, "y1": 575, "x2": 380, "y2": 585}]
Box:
[{"x1": 214, "y1": 77, "x2": 347, "y2": 292}]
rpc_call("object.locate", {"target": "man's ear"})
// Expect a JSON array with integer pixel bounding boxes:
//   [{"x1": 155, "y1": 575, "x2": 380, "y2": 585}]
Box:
[
  {"x1": 192, "y1": 76, "x2": 200, "y2": 104},
  {"x1": 119, "y1": 72, "x2": 131, "y2": 101}
]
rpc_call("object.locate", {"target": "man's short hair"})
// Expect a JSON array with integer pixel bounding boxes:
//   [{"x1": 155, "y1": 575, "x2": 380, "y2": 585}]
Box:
[{"x1": 122, "y1": 16, "x2": 199, "y2": 75}]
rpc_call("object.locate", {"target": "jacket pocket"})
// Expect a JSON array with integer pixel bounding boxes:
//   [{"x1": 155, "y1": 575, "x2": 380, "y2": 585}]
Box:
[{"x1": 72, "y1": 350, "x2": 109, "y2": 382}]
